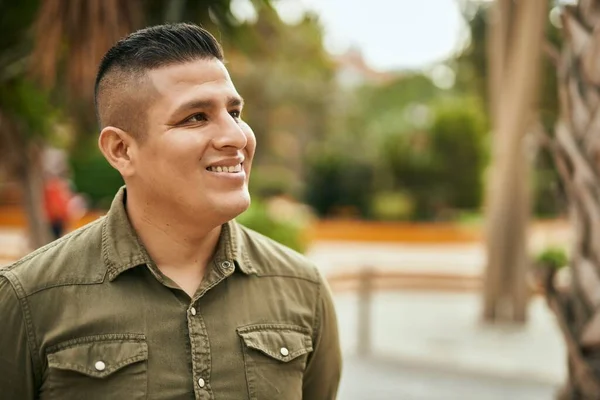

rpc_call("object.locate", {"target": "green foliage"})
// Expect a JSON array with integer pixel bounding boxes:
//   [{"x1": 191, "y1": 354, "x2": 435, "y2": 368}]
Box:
[
  {"x1": 0, "y1": 79, "x2": 58, "y2": 140},
  {"x1": 0, "y1": 0, "x2": 59, "y2": 143},
  {"x1": 453, "y1": 2, "x2": 488, "y2": 104},
  {"x1": 379, "y1": 96, "x2": 488, "y2": 220},
  {"x1": 370, "y1": 191, "x2": 414, "y2": 221},
  {"x1": 249, "y1": 165, "x2": 298, "y2": 198},
  {"x1": 428, "y1": 97, "x2": 488, "y2": 209},
  {"x1": 236, "y1": 200, "x2": 306, "y2": 253},
  {"x1": 304, "y1": 150, "x2": 374, "y2": 218},
  {"x1": 358, "y1": 74, "x2": 441, "y2": 116},
  {"x1": 70, "y1": 141, "x2": 124, "y2": 209},
  {"x1": 0, "y1": 0, "x2": 38, "y2": 61},
  {"x1": 535, "y1": 246, "x2": 568, "y2": 270}
]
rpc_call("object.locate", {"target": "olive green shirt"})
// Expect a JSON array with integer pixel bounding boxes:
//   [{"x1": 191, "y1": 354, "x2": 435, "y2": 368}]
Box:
[{"x1": 0, "y1": 187, "x2": 341, "y2": 399}]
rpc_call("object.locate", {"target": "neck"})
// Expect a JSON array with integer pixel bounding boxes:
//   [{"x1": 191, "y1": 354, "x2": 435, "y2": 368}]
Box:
[{"x1": 125, "y1": 189, "x2": 223, "y2": 271}]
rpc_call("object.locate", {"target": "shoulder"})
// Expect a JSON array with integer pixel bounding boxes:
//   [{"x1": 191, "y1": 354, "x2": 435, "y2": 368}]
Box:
[
  {"x1": 0, "y1": 217, "x2": 107, "y2": 297},
  {"x1": 235, "y1": 222, "x2": 321, "y2": 284}
]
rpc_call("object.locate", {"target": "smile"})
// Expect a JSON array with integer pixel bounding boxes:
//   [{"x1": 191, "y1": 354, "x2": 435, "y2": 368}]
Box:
[{"x1": 206, "y1": 163, "x2": 243, "y2": 173}]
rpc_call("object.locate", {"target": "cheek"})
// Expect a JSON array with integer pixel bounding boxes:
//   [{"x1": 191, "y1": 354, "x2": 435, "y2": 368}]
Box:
[{"x1": 145, "y1": 134, "x2": 207, "y2": 169}]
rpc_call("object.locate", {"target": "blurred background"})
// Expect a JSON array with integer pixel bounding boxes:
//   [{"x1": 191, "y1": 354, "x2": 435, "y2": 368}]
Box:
[{"x1": 1, "y1": 0, "x2": 593, "y2": 398}]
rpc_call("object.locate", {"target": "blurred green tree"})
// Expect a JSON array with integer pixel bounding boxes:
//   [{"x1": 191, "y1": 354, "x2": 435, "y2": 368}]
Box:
[
  {"x1": 379, "y1": 96, "x2": 487, "y2": 221},
  {"x1": 304, "y1": 150, "x2": 374, "y2": 218},
  {"x1": 428, "y1": 98, "x2": 488, "y2": 210},
  {"x1": 312, "y1": 69, "x2": 489, "y2": 222}
]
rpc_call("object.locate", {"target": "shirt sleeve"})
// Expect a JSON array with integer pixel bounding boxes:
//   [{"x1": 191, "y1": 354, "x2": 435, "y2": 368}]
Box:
[
  {"x1": 302, "y1": 272, "x2": 342, "y2": 400},
  {"x1": 0, "y1": 276, "x2": 36, "y2": 399}
]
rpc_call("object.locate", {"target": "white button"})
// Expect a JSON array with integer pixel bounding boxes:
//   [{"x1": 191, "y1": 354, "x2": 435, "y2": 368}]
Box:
[
  {"x1": 198, "y1": 378, "x2": 205, "y2": 388},
  {"x1": 94, "y1": 361, "x2": 106, "y2": 371},
  {"x1": 190, "y1": 307, "x2": 197, "y2": 316},
  {"x1": 222, "y1": 261, "x2": 232, "y2": 270},
  {"x1": 280, "y1": 347, "x2": 289, "y2": 357}
]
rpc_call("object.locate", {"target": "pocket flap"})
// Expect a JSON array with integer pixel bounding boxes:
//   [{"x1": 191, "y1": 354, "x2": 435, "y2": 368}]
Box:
[
  {"x1": 47, "y1": 335, "x2": 148, "y2": 378},
  {"x1": 237, "y1": 325, "x2": 313, "y2": 362}
]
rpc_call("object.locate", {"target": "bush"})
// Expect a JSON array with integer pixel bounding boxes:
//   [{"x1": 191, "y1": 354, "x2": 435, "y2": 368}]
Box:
[
  {"x1": 428, "y1": 97, "x2": 488, "y2": 210},
  {"x1": 380, "y1": 96, "x2": 488, "y2": 220},
  {"x1": 70, "y1": 149, "x2": 123, "y2": 209},
  {"x1": 370, "y1": 191, "x2": 414, "y2": 221},
  {"x1": 535, "y1": 246, "x2": 568, "y2": 270},
  {"x1": 236, "y1": 199, "x2": 307, "y2": 253},
  {"x1": 304, "y1": 150, "x2": 374, "y2": 218}
]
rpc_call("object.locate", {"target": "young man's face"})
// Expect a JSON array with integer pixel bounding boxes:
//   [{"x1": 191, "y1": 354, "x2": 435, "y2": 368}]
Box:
[{"x1": 131, "y1": 58, "x2": 256, "y2": 222}]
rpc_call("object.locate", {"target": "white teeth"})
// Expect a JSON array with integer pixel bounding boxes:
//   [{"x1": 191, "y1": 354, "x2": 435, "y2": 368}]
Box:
[{"x1": 208, "y1": 163, "x2": 242, "y2": 173}]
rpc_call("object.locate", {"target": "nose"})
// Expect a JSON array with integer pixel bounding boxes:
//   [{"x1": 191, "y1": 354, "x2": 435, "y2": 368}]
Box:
[{"x1": 212, "y1": 111, "x2": 247, "y2": 150}]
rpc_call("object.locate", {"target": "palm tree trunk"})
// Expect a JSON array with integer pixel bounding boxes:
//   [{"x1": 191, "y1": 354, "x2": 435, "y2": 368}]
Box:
[
  {"x1": 482, "y1": 0, "x2": 547, "y2": 322},
  {"x1": 543, "y1": 1, "x2": 600, "y2": 397}
]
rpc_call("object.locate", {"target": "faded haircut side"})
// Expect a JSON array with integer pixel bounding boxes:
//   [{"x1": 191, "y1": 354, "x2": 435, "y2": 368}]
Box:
[{"x1": 94, "y1": 23, "x2": 224, "y2": 139}]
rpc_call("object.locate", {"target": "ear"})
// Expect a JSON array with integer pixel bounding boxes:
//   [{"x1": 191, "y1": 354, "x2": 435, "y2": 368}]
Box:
[{"x1": 98, "y1": 126, "x2": 137, "y2": 178}]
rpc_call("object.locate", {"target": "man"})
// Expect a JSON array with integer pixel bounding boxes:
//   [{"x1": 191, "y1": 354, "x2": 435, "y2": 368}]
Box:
[{"x1": 0, "y1": 23, "x2": 342, "y2": 399}]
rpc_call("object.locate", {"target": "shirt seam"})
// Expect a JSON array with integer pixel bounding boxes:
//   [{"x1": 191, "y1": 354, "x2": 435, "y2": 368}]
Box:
[
  {"x1": 48, "y1": 354, "x2": 147, "y2": 377},
  {"x1": 46, "y1": 334, "x2": 147, "y2": 353},
  {"x1": 248, "y1": 274, "x2": 320, "y2": 284},
  {"x1": 2, "y1": 220, "x2": 101, "y2": 273},
  {"x1": 22, "y1": 277, "x2": 106, "y2": 297},
  {"x1": 312, "y1": 276, "x2": 323, "y2": 346},
  {"x1": 0, "y1": 272, "x2": 43, "y2": 389}
]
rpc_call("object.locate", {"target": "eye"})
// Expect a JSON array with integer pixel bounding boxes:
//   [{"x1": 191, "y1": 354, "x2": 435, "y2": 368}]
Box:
[
  {"x1": 229, "y1": 110, "x2": 242, "y2": 120},
  {"x1": 185, "y1": 113, "x2": 207, "y2": 123}
]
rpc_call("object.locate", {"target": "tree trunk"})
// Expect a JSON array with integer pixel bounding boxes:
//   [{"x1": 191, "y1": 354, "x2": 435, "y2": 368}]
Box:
[
  {"x1": 0, "y1": 111, "x2": 51, "y2": 249},
  {"x1": 18, "y1": 143, "x2": 51, "y2": 249},
  {"x1": 543, "y1": 1, "x2": 600, "y2": 397},
  {"x1": 482, "y1": 0, "x2": 547, "y2": 322}
]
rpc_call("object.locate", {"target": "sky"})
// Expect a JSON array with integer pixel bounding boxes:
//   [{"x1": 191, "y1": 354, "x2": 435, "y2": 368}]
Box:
[{"x1": 272, "y1": 0, "x2": 468, "y2": 72}]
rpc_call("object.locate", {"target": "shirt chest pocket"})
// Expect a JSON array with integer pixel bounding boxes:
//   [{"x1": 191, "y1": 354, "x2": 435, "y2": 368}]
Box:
[
  {"x1": 44, "y1": 334, "x2": 148, "y2": 400},
  {"x1": 237, "y1": 324, "x2": 313, "y2": 400}
]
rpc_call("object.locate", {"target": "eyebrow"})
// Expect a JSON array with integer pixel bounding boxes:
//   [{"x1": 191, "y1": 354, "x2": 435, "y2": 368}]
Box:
[{"x1": 173, "y1": 96, "x2": 245, "y2": 116}]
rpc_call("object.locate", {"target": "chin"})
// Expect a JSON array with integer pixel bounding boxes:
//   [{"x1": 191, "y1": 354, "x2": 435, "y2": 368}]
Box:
[{"x1": 213, "y1": 192, "x2": 251, "y2": 221}]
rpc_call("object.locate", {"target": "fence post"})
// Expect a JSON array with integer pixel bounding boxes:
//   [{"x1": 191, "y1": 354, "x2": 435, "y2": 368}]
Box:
[{"x1": 357, "y1": 267, "x2": 374, "y2": 357}]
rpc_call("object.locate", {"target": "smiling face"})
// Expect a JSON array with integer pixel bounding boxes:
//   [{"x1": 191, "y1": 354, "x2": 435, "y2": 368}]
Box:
[{"x1": 121, "y1": 58, "x2": 256, "y2": 224}]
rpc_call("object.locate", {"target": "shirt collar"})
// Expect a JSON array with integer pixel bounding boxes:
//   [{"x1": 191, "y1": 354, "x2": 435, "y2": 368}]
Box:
[
  {"x1": 102, "y1": 186, "x2": 253, "y2": 281},
  {"x1": 218, "y1": 220, "x2": 255, "y2": 275}
]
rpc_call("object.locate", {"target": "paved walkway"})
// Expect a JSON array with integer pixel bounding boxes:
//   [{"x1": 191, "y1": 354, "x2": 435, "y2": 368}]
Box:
[
  {"x1": 0, "y1": 228, "x2": 28, "y2": 262},
  {"x1": 335, "y1": 291, "x2": 565, "y2": 399},
  {"x1": 340, "y1": 354, "x2": 558, "y2": 400}
]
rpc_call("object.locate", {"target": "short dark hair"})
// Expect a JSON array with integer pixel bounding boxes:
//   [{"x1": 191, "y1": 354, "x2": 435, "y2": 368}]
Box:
[{"x1": 94, "y1": 23, "x2": 224, "y2": 134}]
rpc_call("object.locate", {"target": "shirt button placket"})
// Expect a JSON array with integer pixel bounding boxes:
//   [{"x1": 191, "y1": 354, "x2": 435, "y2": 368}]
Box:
[{"x1": 188, "y1": 304, "x2": 212, "y2": 399}]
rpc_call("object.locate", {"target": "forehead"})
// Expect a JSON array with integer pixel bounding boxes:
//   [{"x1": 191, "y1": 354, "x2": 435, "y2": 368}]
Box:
[{"x1": 147, "y1": 58, "x2": 239, "y2": 109}]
